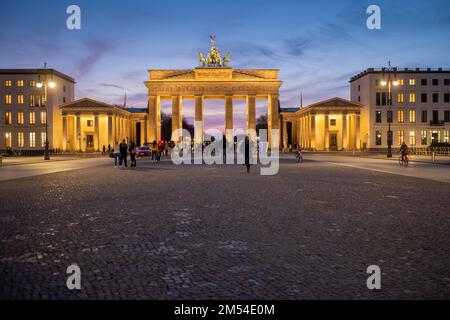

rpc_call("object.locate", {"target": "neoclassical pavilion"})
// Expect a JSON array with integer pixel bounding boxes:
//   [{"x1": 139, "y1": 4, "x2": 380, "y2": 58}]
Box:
[
  {"x1": 281, "y1": 97, "x2": 363, "y2": 151},
  {"x1": 145, "y1": 36, "x2": 282, "y2": 145},
  {"x1": 61, "y1": 98, "x2": 147, "y2": 152}
]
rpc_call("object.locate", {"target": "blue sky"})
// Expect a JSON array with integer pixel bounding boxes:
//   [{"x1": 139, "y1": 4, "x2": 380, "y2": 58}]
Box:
[{"x1": 1, "y1": 0, "x2": 450, "y2": 129}]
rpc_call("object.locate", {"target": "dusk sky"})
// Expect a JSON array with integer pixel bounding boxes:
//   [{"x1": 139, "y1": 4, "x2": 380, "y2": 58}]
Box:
[{"x1": 1, "y1": 0, "x2": 450, "y2": 130}]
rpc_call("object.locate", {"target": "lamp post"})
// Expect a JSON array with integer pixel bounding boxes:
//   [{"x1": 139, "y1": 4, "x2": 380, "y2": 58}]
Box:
[
  {"x1": 380, "y1": 62, "x2": 399, "y2": 158},
  {"x1": 37, "y1": 77, "x2": 56, "y2": 160}
]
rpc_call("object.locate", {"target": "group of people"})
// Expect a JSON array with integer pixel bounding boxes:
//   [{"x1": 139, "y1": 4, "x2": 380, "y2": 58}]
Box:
[{"x1": 112, "y1": 139, "x2": 137, "y2": 168}]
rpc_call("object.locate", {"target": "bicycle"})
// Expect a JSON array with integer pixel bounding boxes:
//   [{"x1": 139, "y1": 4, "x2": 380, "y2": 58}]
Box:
[{"x1": 399, "y1": 154, "x2": 409, "y2": 166}]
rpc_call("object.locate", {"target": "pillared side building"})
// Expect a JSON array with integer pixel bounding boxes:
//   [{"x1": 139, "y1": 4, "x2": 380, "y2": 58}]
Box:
[{"x1": 1, "y1": 40, "x2": 449, "y2": 152}]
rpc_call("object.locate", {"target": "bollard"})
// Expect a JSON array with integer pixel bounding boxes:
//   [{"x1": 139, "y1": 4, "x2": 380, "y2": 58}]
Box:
[
  {"x1": 432, "y1": 151, "x2": 436, "y2": 163},
  {"x1": 0, "y1": 154, "x2": 2, "y2": 166}
]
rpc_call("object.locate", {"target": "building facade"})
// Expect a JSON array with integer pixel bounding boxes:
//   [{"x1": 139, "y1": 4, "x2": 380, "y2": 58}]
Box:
[
  {"x1": 0, "y1": 69, "x2": 75, "y2": 152},
  {"x1": 281, "y1": 98, "x2": 363, "y2": 151},
  {"x1": 60, "y1": 98, "x2": 148, "y2": 152},
  {"x1": 350, "y1": 68, "x2": 450, "y2": 150}
]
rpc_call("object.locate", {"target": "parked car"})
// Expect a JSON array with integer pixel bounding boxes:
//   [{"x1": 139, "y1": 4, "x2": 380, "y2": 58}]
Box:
[{"x1": 136, "y1": 146, "x2": 151, "y2": 158}]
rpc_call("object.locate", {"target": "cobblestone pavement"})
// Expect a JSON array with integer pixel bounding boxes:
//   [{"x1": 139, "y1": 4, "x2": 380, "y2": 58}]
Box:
[{"x1": 1, "y1": 157, "x2": 450, "y2": 299}]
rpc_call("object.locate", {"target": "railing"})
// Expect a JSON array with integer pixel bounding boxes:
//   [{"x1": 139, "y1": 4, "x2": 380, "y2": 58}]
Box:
[
  {"x1": 429, "y1": 120, "x2": 446, "y2": 126},
  {"x1": 411, "y1": 147, "x2": 450, "y2": 156}
]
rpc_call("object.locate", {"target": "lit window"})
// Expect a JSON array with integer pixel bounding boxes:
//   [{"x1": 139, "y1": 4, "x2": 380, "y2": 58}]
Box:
[
  {"x1": 409, "y1": 93, "x2": 416, "y2": 103},
  {"x1": 398, "y1": 79, "x2": 404, "y2": 86},
  {"x1": 398, "y1": 110, "x2": 404, "y2": 123},
  {"x1": 17, "y1": 80, "x2": 24, "y2": 87},
  {"x1": 29, "y1": 111, "x2": 36, "y2": 124},
  {"x1": 5, "y1": 94, "x2": 12, "y2": 104},
  {"x1": 17, "y1": 112, "x2": 24, "y2": 125},
  {"x1": 41, "y1": 132, "x2": 46, "y2": 147},
  {"x1": 5, "y1": 132, "x2": 12, "y2": 148},
  {"x1": 409, "y1": 109, "x2": 416, "y2": 123},
  {"x1": 5, "y1": 80, "x2": 12, "y2": 87},
  {"x1": 29, "y1": 132, "x2": 36, "y2": 147},
  {"x1": 18, "y1": 132, "x2": 24, "y2": 148},
  {"x1": 17, "y1": 94, "x2": 24, "y2": 104},
  {"x1": 40, "y1": 111, "x2": 47, "y2": 124},
  {"x1": 5, "y1": 112, "x2": 12, "y2": 125},
  {"x1": 444, "y1": 131, "x2": 449, "y2": 143},
  {"x1": 398, "y1": 130, "x2": 404, "y2": 145},
  {"x1": 29, "y1": 94, "x2": 35, "y2": 107},
  {"x1": 421, "y1": 130, "x2": 427, "y2": 145},
  {"x1": 29, "y1": 80, "x2": 36, "y2": 87},
  {"x1": 330, "y1": 119, "x2": 336, "y2": 126},
  {"x1": 397, "y1": 93, "x2": 404, "y2": 103},
  {"x1": 409, "y1": 79, "x2": 416, "y2": 86},
  {"x1": 87, "y1": 120, "x2": 94, "y2": 127},
  {"x1": 409, "y1": 131, "x2": 416, "y2": 146}
]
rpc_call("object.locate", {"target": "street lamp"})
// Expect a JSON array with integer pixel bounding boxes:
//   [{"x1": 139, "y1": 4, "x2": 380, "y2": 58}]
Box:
[
  {"x1": 37, "y1": 76, "x2": 56, "y2": 160},
  {"x1": 380, "y1": 61, "x2": 398, "y2": 158}
]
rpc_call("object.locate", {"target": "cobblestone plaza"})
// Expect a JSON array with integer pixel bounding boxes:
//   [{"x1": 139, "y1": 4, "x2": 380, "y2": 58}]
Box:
[{"x1": 1, "y1": 155, "x2": 449, "y2": 299}]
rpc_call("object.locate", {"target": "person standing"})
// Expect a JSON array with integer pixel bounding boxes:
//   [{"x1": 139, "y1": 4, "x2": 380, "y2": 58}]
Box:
[
  {"x1": 151, "y1": 140, "x2": 158, "y2": 162},
  {"x1": 113, "y1": 141, "x2": 120, "y2": 167},
  {"x1": 129, "y1": 140, "x2": 137, "y2": 167},
  {"x1": 119, "y1": 139, "x2": 128, "y2": 167},
  {"x1": 245, "y1": 136, "x2": 251, "y2": 173}
]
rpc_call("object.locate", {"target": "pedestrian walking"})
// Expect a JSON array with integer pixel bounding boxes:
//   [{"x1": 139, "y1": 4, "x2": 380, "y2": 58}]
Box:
[
  {"x1": 113, "y1": 141, "x2": 120, "y2": 167},
  {"x1": 102, "y1": 145, "x2": 106, "y2": 154},
  {"x1": 245, "y1": 136, "x2": 251, "y2": 173},
  {"x1": 164, "y1": 141, "x2": 170, "y2": 157},
  {"x1": 119, "y1": 139, "x2": 128, "y2": 167},
  {"x1": 129, "y1": 140, "x2": 137, "y2": 167},
  {"x1": 222, "y1": 135, "x2": 227, "y2": 164}
]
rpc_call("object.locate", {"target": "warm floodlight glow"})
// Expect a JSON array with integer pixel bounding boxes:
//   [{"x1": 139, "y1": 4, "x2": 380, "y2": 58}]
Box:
[
  {"x1": 393, "y1": 81, "x2": 399, "y2": 86},
  {"x1": 36, "y1": 82, "x2": 43, "y2": 88},
  {"x1": 380, "y1": 81, "x2": 387, "y2": 86},
  {"x1": 48, "y1": 81, "x2": 56, "y2": 88}
]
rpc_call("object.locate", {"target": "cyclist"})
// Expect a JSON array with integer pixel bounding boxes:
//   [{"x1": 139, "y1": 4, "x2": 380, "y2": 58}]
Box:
[{"x1": 400, "y1": 141, "x2": 409, "y2": 164}]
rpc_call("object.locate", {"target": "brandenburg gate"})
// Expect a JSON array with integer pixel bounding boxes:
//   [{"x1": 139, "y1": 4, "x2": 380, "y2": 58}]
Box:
[{"x1": 144, "y1": 36, "x2": 282, "y2": 145}]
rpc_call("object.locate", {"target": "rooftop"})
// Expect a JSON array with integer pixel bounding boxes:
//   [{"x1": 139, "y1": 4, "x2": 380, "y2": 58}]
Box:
[
  {"x1": 350, "y1": 67, "x2": 450, "y2": 83},
  {"x1": 0, "y1": 68, "x2": 76, "y2": 83}
]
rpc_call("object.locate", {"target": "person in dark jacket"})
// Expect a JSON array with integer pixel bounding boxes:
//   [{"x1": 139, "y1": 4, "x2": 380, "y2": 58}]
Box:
[
  {"x1": 129, "y1": 140, "x2": 137, "y2": 167},
  {"x1": 119, "y1": 139, "x2": 128, "y2": 167},
  {"x1": 245, "y1": 136, "x2": 251, "y2": 173},
  {"x1": 222, "y1": 135, "x2": 227, "y2": 164}
]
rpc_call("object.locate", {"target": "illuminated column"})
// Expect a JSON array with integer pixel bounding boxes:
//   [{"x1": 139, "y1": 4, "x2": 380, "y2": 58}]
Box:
[
  {"x1": 76, "y1": 115, "x2": 81, "y2": 152},
  {"x1": 355, "y1": 113, "x2": 361, "y2": 150},
  {"x1": 268, "y1": 94, "x2": 280, "y2": 147},
  {"x1": 293, "y1": 119, "x2": 298, "y2": 147},
  {"x1": 224, "y1": 95, "x2": 234, "y2": 142},
  {"x1": 148, "y1": 95, "x2": 161, "y2": 142},
  {"x1": 144, "y1": 116, "x2": 148, "y2": 144},
  {"x1": 342, "y1": 113, "x2": 348, "y2": 150},
  {"x1": 172, "y1": 96, "x2": 183, "y2": 142},
  {"x1": 62, "y1": 115, "x2": 68, "y2": 152},
  {"x1": 94, "y1": 114, "x2": 99, "y2": 151},
  {"x1": 108, "y1": 115, "x2": 113, "y2": 146},
  {"x1": 310, "y1": 114, "x2": 316, "y2": 150},
  {"x1": 246, "y1": 95, "x2": 256, "y2": 141},
  {"x1": 282, "y1": 120, "x2": 287, "y2": 150},
  {"x1": 194, "y1": 95, "x2": 204, "y2": 144},
  {"x1": 324, "y1": 113, "x2": 330, "y2": 150}
]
